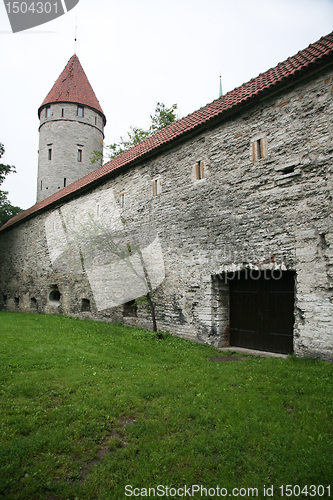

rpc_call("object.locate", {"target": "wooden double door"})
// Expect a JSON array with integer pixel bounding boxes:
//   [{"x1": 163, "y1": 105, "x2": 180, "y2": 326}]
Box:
[{"x1": 229, "y1": 270, "x2": 295, "y2": 354}]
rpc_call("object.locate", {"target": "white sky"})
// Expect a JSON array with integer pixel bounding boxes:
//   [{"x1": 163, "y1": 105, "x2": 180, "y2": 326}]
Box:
[{"x1": 1, "y1": 0, "x2": 333, "y2": 209}]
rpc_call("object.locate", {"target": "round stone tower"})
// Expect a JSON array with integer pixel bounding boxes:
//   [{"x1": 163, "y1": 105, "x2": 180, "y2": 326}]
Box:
[{"x1": 37, "y1": 54, "x2": 106, "y2": 203}]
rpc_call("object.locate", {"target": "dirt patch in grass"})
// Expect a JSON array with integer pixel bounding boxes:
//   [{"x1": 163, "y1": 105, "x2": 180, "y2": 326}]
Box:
[
  {"x1": 209, "y1": 356, "x2": 248, "y2": 362},
  {"x1": 284, "y1": 403, "x2": 295, "y2": 414},
  {"x1": 79, "y1": 417, "x2": 136, "y2": 482},
  {"x1": 121, "y1": 417, "x2": 136, "y2": 426}
]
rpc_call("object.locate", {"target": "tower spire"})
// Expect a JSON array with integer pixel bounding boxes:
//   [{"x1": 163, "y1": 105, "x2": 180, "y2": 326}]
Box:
[
  {"x1": 219, "y1": 74, "x2": 223, "y2": 97},
  {"x1": 74, "y1": 18, "x2": 77, "y2": 54}
]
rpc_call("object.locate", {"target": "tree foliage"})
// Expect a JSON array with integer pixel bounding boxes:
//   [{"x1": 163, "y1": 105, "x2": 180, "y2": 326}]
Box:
[
  {"x1": 92, "y1": 102, "x2": 177, "y2": 163},
  {"x1": 0, "y1": 143, "x2": 23, "y2": 227},
  {"x1": 0, "y1": 143, "x2": 15, "y2": 184}
]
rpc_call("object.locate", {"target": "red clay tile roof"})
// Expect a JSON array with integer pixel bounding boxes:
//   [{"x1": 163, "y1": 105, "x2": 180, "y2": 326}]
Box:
[
  {"x1": 2, "y1": 31, "x2": 333, "y2": 232},
  {"x1": 38, "y1": 54, "x2": 106, "y2": 122}
]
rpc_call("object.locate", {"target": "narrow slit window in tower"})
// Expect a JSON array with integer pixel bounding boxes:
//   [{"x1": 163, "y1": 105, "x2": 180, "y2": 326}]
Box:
[
  {"x1": 78, "y1": 149, "x2": 82, "y2": 162},
  {"x1": 64, "y1": 178, "x2": 67, "y2": 187},
  {"x1": 61, "y1": 108, "x2": 64, "y2": 117},
  {"x1": 77, "y1": 106, "x2": 84, "y2": 117},
  {"x1": 48, "y1": 148, "x2": 52, "y2": 160},
  {"x1": 46, "y1": 105, "x2": 50, "y2": 118}
]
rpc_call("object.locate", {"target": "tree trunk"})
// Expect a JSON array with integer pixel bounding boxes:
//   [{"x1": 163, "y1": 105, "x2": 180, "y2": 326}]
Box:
[
  {"x1": 146, "y1": 292, "x2": 161, "y2": 337},
  {"x1": 146, "y1": 292, "x2": 157, "y2": 331},
  {"x1": 137, "y1": 248, "x2": 161, "y2": 338}
]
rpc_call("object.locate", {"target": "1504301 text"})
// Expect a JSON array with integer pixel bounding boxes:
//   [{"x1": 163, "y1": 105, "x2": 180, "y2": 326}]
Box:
[{"x1": 5, "y1": 2, "x2": 59, "y2": 14}]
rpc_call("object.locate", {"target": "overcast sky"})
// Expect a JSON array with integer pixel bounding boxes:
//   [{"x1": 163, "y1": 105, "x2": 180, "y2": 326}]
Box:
[{"x1": 1, "y1": 0, "x2": 333, "y2": 209}]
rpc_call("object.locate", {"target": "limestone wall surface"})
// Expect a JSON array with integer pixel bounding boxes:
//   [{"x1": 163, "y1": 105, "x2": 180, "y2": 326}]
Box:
[{"x1": 1, "y1": 65, "x2": 332, "y2": 360}]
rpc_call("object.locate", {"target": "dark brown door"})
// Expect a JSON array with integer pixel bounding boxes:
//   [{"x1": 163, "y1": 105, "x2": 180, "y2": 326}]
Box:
[{"x1": 229, "y1": 270, "x2": 295, "y2": 354}]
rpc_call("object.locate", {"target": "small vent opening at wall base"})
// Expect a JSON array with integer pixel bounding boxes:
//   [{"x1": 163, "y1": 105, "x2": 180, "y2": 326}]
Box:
[{"x1": 49, "y1": 285, "x2": 60, "y2": 306}]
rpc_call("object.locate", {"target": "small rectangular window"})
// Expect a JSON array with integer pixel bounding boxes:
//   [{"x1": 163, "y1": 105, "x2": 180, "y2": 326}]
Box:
[
  {"x1": 195, "y1": 161, "x2": 204, "y2": 180},
  {"x1": 77, "y1": 106, "x2": 84, "y2": 117},
  {"x1": 252, "y1": 138, "x2": 266, "y2": 162},
  {"x1": 61, "y1": 108, "x2": 64, "y2": 117},
  {"x1": 41, "y1": 180, "x2": 43, "y2": 190},
  {"x1": 120, "y1": 193, "x2": 125, "y2": 208},
  {"x1": 48, "y1": 148, "x2": 52, "y2": 160},
  {"x1": 256, "y1": 140, "x2": 262, "y2": 160},
  {"x1": 64, "y1": 178, "x2": 67, "y2": 187},
  {"x1": 78, "y1": 149, "x2": 82, "y2": 162},
  {"x1": 123, "y1": 300, "x2": 137, "y2": 317},
  {"x1": 152, "y1": 179, "x2": 158, "y2": 197},
  {"x1": 95, "y1": 116, "x2": 97, "y2": 125},
  {"x1": 46, "y1": 105, "x2": 50, "y2": 118},
  {"x1": 197, "y1": 163, "x2": 202, "y2": 180}
]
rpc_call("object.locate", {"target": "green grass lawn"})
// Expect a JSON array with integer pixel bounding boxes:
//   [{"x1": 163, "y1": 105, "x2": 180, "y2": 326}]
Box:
[{"x1": 0, "y1": 312, "x2": 332, "y2": 500}]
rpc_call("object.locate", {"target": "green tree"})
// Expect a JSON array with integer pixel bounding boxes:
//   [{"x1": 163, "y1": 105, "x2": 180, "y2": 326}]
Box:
[
  {"x1": 92, "y1": 102, "x2": 177, "y2": 163},
  {"x1": 149, "y1": 102, "x2": 178, "y2": 134},
  {"x1": 0, "y1": 143, "x2": 23, "y2": 227}
]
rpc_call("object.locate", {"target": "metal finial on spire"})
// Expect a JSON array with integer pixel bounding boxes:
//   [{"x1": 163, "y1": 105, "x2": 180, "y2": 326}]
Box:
[
  {"x1": 74, "y1": 18, "x2": 77, "y2": 54},
  {"x1": 219, "y1": 74, "x2": 223, "y2": 97}
]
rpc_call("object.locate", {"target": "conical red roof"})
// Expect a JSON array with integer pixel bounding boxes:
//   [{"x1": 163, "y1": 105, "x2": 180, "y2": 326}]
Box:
[{"x1": 38, "y1": 54, "x2": 106, "y2": 123}]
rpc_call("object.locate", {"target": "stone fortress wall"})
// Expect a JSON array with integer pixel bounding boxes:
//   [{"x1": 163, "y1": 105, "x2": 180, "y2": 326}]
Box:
[{"x1": 0, "y1": 64, "x2": 332, "y2": 360}]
